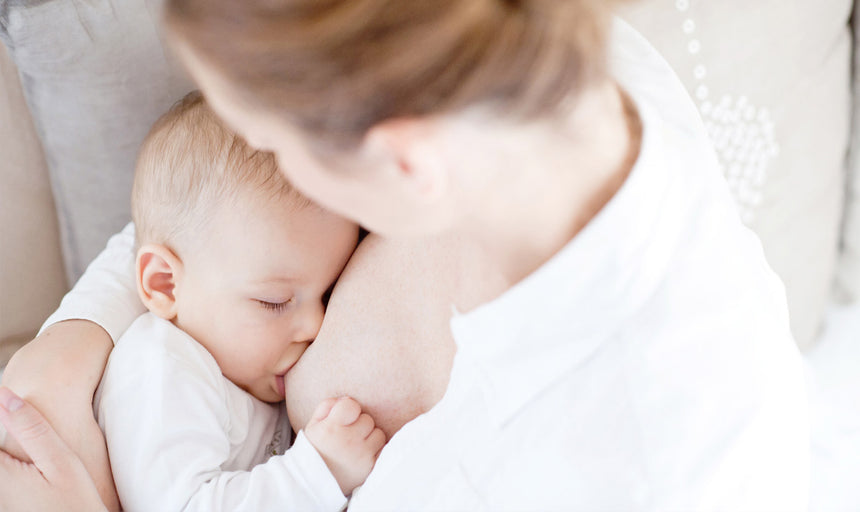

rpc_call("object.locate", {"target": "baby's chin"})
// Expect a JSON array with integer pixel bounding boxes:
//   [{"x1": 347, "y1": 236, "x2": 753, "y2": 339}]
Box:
[{"x1": 240, "y1": 381, "x2": 283, "y2": 404}]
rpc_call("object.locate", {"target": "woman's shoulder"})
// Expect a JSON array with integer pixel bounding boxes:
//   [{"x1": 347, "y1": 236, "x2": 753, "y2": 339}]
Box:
[
  {"x1": 610, "y1": 18, "x2": 705, "y2": 141},
  {"x1": 338, "y1": 234, "x2": 457, "y2": 295}
]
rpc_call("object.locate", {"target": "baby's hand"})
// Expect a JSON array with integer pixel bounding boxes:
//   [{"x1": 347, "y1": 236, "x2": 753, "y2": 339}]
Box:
[{"x1": 303, "y1": 397, "x2": 386, "y2": 496}]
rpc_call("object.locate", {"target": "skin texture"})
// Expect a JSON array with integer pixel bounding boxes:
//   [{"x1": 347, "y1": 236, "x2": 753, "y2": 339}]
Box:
[
  {"x1": 139, "y1": 189, "x2": 359, "y2": 403},
  {"x1": 285, "y1": 234, "x2": 458, "y2": 437}
]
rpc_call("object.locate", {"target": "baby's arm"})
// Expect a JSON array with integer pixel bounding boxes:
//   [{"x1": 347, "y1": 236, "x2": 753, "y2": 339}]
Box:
[
  {"x1": 101, "y1": 321, "x2": 380, "y2": 511},
  {"x1": 184, "y1": 398, "x2": 385, "y2": 511},
  {"x1": 1, "y1": 222, "x2": 143, "y2": 512}
]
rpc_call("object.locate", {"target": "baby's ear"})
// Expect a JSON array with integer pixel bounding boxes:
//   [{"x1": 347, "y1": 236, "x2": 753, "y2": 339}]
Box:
[{"x1": 136, "y1": 244, "x2": 183, "y2": 320}]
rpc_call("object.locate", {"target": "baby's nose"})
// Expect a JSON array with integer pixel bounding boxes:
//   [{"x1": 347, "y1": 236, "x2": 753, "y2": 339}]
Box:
[{"x1": 294, "y1": 300, "x2": 325, "y2": 344}]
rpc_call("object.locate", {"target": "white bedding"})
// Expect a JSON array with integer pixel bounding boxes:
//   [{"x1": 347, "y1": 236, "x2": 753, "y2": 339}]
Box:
[{"x1": 808, "y1": 301, "x2": 860, "y2": 510}]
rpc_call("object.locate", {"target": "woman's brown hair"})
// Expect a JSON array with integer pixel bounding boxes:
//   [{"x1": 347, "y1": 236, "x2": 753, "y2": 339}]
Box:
[{"x1": 165, "y1": 0, "x2": 624, "y2": 149}]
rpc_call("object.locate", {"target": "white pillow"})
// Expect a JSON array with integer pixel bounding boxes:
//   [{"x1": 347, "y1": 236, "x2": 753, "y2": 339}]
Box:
[{"x1": 621, "y1": 0, "x2": 853, "y2": 349}]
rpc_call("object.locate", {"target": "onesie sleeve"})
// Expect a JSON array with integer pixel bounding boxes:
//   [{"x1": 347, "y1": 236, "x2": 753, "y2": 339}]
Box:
[
  {"x1": 98, "y1": 317, "x2": 347, "y2": 512},
  {"x1": 40, "y1": 222, "x2": 145, "y2": 343},
  {"x1": 182, "y1": 431, "x2": 348, "y2": 512}
]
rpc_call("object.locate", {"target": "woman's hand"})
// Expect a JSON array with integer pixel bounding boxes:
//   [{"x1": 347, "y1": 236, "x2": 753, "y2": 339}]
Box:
[
  {"x1": 1, "y1": 320, "x2": 120, "y2": 511},
  {"x1": 0, "y1": 387, "x2": 107, "y2": 511}
]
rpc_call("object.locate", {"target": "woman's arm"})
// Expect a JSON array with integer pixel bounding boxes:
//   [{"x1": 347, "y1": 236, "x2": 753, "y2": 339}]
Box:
[
  {"x1": 0, "y1": 222, "x2": 144, "y2": 511},
  {"x1": 1, "y1": 323, "x2": 120, "y2": 512}
]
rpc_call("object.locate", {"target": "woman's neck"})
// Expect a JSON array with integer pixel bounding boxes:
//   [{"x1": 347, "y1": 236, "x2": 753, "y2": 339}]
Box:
[{"x1": 450, "y1": 80, "x2": 643, "y2": 313}]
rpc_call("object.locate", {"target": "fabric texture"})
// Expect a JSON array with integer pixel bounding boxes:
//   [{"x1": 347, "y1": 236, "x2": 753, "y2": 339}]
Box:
[
  {"x1": 620, "y1": 0, "x2": 853, "y2": 349},
  {"x1": 95, "y1": 312, "x2": 347, "y2": 512},
  {"x1": 0, "y1": 0, "x2": 194, "y2": 285},
  {"x1": 806, "y1": 301, "x2": 860, "y2": 510}
]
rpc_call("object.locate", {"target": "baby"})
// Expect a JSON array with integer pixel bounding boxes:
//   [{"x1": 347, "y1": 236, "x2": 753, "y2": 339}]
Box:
[{"x1": 94, "y1": 91, "x2": 383, "y2": 511}]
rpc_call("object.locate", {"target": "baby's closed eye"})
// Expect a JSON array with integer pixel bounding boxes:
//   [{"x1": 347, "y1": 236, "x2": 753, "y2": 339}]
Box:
[{"x1": 255, "y1": 298, "x2": 293, "y2": 313}]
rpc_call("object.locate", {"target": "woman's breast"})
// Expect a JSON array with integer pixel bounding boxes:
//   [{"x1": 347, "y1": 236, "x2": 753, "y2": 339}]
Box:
[{"x1": 284, "y1": 235, "x2": 456, "y2": 438}]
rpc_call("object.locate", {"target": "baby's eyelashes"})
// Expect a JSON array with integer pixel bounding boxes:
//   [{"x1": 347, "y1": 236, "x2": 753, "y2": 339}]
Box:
[{"x1": 256, "y1": 297, "x2": 293, "y2": 313}]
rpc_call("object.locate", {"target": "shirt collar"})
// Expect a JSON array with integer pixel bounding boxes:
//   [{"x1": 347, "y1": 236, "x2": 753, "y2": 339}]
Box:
[{"x1": 449, "y1": 96, "x2": 685, "y2": 428}]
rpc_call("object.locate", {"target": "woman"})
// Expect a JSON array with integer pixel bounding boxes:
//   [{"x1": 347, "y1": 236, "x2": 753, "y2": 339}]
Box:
[{"x1": 0, "y1": 1, "x2": 809, "y2": 510}]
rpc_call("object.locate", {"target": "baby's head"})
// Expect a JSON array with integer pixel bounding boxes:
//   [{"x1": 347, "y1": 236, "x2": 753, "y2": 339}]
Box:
[{"x1": 132, "y1": 91, "x2": 359, "y2": 403}]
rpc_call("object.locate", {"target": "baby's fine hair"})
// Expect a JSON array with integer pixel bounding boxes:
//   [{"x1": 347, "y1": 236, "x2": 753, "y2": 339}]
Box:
[{"x1": 132, "y1": 91, "x2": 305, "y2": 253}]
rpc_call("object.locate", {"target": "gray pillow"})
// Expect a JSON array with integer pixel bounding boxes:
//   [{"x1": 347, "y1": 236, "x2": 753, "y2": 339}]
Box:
[
  {"x1": 621, "y1": 0, "x2": 853, "y2": 349},
  {"x1": 0, "y1": 0, "x2": 193, "y2": 284}
]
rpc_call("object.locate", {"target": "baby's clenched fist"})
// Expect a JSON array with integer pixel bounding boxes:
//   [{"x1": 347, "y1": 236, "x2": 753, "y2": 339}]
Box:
[{"x1": 303, "y1": 396, "x2": 386, "y2": 495}]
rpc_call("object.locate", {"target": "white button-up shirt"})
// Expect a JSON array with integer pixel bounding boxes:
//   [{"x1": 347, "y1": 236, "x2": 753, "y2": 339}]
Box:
[{"x1": 349, "y1": 20, "x2": 809, "y2": 511}]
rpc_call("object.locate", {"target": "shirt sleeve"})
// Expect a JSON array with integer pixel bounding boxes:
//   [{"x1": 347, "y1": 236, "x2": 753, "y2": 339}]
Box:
[
  {"x1": 40, "y1": 222, "x2": 145, "y2": 343},
  {"x1": 98, "y1": 319, "x2": 347, "y2": 512}
]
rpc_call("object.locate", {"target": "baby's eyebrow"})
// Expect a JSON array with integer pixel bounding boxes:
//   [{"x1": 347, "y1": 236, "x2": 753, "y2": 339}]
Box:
[{"x1": 250, "y1": 276, "x2": 297, "y2": 286}]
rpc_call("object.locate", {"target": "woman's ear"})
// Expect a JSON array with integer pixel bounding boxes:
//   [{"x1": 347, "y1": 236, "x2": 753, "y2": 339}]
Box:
[
  {"x1": 363, "y1": 117, "x2": 449, "y2": 204},
  {"x1": 136, "y1": 244, "x2": 183, "y2": 321}
]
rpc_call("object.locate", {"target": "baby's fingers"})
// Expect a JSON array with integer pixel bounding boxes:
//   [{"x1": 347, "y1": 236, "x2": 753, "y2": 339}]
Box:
[
  {"x1": 367, "y1": 427, "x2": 386, "y2": 456},
  {"x1": 310, "y1": 398, "x2": 339, "y2": 423},
  {"x1": 353, "y1": 413, "x2": 375, "y2": 439},
  {"x1": 327, "y1": 397, "x2": 362, "y2": 426}
]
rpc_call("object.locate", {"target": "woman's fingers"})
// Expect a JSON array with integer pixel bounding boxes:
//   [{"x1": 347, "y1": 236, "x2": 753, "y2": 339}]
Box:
[
  {"x1": 0, "y1": 387, "x2": 74, "y2": 482},
  {"x1": 0, "y1": 387, "x2": 107, "y2": 511},
  {"x1": 0, "y1": 449, "x2": 46, "y2": 512}
]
